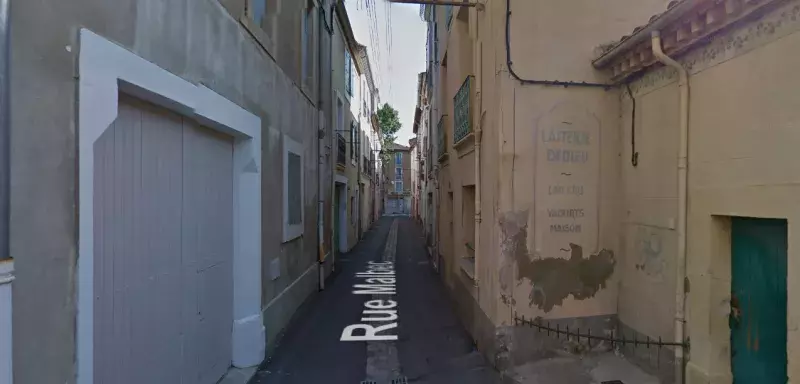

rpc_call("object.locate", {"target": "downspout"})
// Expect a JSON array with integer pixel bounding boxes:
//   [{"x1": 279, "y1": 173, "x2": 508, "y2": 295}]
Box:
[
  {"x1": 651, "y1": 30, "x2": 689, "y2": 384},
  {"x1": 317, "y1": 2, "x2": 332, "y2": 290},
  {"x1": 328, "y1": 3, "x2": 336, "y2": 273},
  {"x1": 0, "y1": 0, "x2": 11, "y2": 381},
  {"x1": 472, "y1": 37, "x2": 482, "y2": 286}
]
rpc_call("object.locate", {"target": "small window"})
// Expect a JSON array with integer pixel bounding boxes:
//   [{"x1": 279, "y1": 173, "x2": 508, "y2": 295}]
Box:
[
  {"x1": 345, "y1": 50, "x2": 353, "y2": 95},
  {"x1": 395, "y1": 152, "x2": 402, "y2": 165},
  {"x1": 351, "y1": 196, "x2": 357, "y2": 225},
  {"x1": 283, "y1": 136, "x2": 304, "y2": 242},
  {"x1": 350, "y1": 122, "x2": 356, "y2": 160}
]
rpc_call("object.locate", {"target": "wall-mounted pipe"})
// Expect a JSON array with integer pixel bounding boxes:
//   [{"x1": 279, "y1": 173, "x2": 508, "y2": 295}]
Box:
[
  {"x1": 651, "y1": 30, "x2": 689, "y2": 384},
  {"x1": 472, "y1": 37, "x2": 482, "y2": 287},
  {"x1": 0, "y1": 0, "x2": 11, "y2": 381}
]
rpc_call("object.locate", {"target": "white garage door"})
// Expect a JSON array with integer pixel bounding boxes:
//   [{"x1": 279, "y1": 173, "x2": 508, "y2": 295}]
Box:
[{"x1": 93, "y1": 95, "x2": 234, "y2": 384}]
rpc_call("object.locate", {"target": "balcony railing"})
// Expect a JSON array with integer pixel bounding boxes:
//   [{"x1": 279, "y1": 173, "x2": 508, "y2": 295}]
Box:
[
  {"x1": 453, "y1": 75, "x2": 473, "y2": 144},
  {"x1": 337, "y1": 134, "x2": 346, "y2": 166},
  {"x1": 437, "y1": 115, "x2": 447, "y2": 161}
]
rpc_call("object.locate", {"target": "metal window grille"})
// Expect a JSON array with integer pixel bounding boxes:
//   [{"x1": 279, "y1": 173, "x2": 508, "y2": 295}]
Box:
[
  {"x1": 453, "y1": 76, "x2": 473, "y2": 144},
  {"x1": 336, "y1": 134, "x2": 346, "y2": 165}
]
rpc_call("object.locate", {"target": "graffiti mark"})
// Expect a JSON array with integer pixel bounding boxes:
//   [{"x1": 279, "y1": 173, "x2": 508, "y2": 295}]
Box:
[{"x1": 635, "y1": 226, "x2": 665, "y2": 277}]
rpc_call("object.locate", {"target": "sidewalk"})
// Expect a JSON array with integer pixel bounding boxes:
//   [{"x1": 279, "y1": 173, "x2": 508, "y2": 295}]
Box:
[{"x1": 249, "y1": 216, "x2": 502, "y2": 384}]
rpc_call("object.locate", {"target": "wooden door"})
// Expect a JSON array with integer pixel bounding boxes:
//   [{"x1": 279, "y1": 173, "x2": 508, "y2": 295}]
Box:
[{"x1": 730, "y1": 217, "x2": 787, "y2": 384}]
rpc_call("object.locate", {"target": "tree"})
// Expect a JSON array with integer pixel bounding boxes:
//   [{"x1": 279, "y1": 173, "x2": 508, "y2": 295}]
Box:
[{"x1": 376, "y1": 103, "x2": 402, "y2": 163}]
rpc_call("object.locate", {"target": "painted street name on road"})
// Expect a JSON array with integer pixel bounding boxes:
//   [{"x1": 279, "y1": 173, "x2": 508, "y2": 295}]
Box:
[{"x1": 340, "y1": 260, "x2": 398, "y2": 341}]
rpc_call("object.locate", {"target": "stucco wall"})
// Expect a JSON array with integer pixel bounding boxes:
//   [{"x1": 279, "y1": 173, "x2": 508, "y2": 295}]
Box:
[
  {"x1": 11, "y1": 0, "x2": 322, "y2": 382},
  {"x1": 618, "y1": 83, "x2": 679, "y2": 343},
  {"x1": 496, "y1": 0, "x2": 665, "y2": 324},
  {"x1": 619, "y1": 2, "x2": 800, "y2": 382}
]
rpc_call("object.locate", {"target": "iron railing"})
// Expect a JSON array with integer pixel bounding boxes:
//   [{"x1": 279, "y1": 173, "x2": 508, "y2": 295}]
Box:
[
  {"x1": 514, "y1": 314, "x2": 688, "y2": 377},
  {"x1": 337, "y1": 134, "x2": 346, "y2": 165},
  {"x1": 453, "y1": 76, "x2": 473, "y2": 144},
  {"x1": 437, "y1": 115, "x2": 447, "y2": 160}
]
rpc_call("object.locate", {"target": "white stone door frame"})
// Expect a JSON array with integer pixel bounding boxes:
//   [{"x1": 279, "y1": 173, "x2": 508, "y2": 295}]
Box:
[
  {"x1": 0, "y1": 259, "x2": 12, "y2": 384},
  {"x1": 77, "y1": 29, "x2": 264, "y2": 384}
]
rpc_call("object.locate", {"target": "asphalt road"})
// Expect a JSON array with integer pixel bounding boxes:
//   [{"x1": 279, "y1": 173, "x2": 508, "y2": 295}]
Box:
[{"x1": 250, "y1": 216, "x2": 502, "y2": 384}]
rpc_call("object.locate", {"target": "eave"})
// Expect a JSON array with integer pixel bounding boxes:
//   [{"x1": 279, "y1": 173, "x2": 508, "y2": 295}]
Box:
[{"x1": 593, "y1": 0, "x2": 783, "y2": 82}]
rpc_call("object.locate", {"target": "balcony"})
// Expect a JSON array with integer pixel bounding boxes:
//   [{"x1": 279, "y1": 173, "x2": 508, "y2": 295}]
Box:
[
  {"x1": 336, "y1": 134, "x2": 346, "y2": 167},
  {"x1": 453, "y1": 75, "x2": 474, "y2": 145}
]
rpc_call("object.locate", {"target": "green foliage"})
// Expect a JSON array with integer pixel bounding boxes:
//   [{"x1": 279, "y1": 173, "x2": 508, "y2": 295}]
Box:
[{"x1": 376, "y1": 103, "x2": 402, "y2": 162}]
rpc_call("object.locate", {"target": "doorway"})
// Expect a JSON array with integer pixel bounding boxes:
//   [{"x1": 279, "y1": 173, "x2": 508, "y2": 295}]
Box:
[
  {"x1": 730, "y1": 217, "x2": 787, "y2": 383},
  {"x1": 334, "y1": 180, "x2": 348, "y2": 255}
]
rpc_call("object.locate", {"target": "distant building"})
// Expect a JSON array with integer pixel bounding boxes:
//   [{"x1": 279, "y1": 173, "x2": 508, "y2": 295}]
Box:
[{"x1": 383, "y1": 143, "x2": 412, "y2": 215}]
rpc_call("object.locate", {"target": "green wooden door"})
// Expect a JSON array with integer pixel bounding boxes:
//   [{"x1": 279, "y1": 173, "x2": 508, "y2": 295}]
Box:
[{"x1": 730, "y1": 217, "x2": 787, "y2": 384}]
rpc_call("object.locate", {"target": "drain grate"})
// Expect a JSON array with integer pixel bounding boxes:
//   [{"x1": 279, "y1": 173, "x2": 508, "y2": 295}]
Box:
[
  {"x1": 391, "y1": 377, "x2": 409, "y2": 384},
  {"x1": 360, "y1": 381, "x2": 377, "y2": 384},
  {"x1": 601, "y1": 381, "x2": 624, "y2": 384}
]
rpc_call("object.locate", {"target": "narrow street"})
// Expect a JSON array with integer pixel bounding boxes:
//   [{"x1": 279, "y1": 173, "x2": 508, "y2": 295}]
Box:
[{"x1": 251, "y1": 217, "x2": 502, "y2": 384}]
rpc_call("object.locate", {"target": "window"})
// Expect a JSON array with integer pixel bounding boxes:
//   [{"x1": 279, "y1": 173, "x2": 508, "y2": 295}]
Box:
[
  {"x1": 395, "y1": 167, "x2": 402, "y2": 180},
  {"x1": 251, "y1": 0, "x2": 266, "y2": 26},
  {"x1": 283, "y1": 135, "x2": 304, "y2": 242},
  {"x1": 301, "y1": 0, "x2": 314, "y2": 87},
  {"x1": 395, "y1": 181, "x2": 403, "y2": 193},
  {"x1": 350, "y1": 122, "x2": 356, "y2": 160},
  {"x1": 350, "y1": 196, "x2": 357, "y2": 225},
  {"x1": 395, "y1": 152, "x2": 402, "y2": 165},
  {"x1": 345, "y1": 49, "x2": 353, "y2": 95}
]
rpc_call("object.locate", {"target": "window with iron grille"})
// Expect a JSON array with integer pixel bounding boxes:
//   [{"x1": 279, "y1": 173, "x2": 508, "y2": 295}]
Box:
[
  {"x1": 337, "y1": 134, "x2": 346, "y2": 165},
  {"x1": 453, "y1": 76, "x2": 472, "y2": 144}
]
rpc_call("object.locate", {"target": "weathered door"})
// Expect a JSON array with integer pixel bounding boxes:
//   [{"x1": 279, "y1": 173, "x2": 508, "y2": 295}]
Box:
[
  {"x1": 334, "y1": 186, "x2": 341, "y2": 256},
  {"x1": 730, "y1": 217, "x2": 787, "y2": 384},
  {"x1": 94, "y1": 95, "x2": 233, "y2": 384}
]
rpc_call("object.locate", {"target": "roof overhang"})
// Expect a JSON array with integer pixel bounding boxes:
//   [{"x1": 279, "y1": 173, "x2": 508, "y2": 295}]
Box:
[{"x1": 592, "y1": 0, "x2": 782, "y2": 81}]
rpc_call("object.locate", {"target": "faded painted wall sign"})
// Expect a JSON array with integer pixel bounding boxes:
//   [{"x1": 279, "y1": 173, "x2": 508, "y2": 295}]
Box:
[{"x1": 534, "y1": 102, "x2": 600, "y2": 257}]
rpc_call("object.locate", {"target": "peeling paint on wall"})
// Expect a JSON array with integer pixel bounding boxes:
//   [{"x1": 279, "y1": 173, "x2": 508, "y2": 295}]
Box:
[
  {"x1": 499, "y1": 210, "x2": 530, "y2": 297},
  {"x1": 520, "y1": 243, "x2": 615, "y2": 312},
  {"x1": 499, "y1": 210, "x2": 616, "y2": 313}
]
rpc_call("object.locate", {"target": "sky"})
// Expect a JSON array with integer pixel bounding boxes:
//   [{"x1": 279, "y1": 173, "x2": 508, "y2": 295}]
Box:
[{"x1": 344, "y1": 0, "x2": 427, "y2": 146}]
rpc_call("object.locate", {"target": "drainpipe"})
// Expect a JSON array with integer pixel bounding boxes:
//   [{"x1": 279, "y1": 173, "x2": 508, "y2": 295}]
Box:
[
  {"x1": 651, "y1": 30, "x2": 689, "y2": 384},
  {"x1": 472, "y1": 40, "x2": 482, "y2": 287},
  {"x1": 0, "y1": 0, "x2": 10, "y2": 381},
  {"x1": 317, "y1": 2, "x2": 332, "y2": 290}
]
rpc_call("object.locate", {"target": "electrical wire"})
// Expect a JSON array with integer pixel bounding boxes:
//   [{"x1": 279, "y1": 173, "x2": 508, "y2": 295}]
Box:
[{"x1": 505, "y1": 0, "x2": 612, "y2": 89}]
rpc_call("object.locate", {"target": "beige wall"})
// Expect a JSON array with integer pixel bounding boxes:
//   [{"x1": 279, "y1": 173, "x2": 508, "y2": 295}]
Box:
[
  {"x1": 492, "y1": 0, "x2": 665, "y2": 324},
  {"x1": 619, "y1": 1, "x2": 800, "y2": 381}
]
